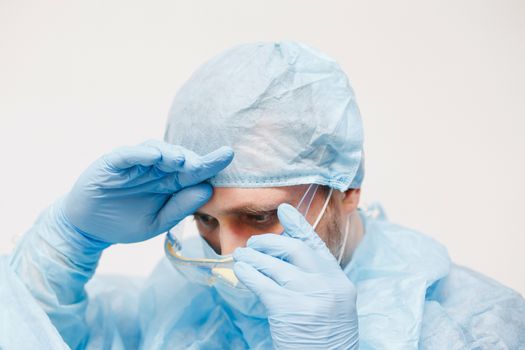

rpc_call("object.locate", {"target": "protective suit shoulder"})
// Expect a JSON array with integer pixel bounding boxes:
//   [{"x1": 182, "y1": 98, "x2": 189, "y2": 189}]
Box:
[
  {"x1": 347, "y1": 214, "x2": 451, "y2": 349},
  {"x1": 83, "y1": 274, "x2": 145, "y2": 349},
  {"x1": 424, "y1": 264, "x2": 525, "y2": 348},
  {"x1": 0, "y1": 255, "x2": 69, "y2": 350},
  {"x1": 353, "y1": 215, "x2": 525, "y2": 349}
]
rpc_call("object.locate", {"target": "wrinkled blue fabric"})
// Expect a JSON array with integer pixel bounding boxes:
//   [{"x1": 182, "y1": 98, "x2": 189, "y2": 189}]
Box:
[
  {"x1": 2, "y1": 203, "x2": 524, "y2": 349},
  {"x1": 165, "y1": 41, "x2": 364, "y2": 191}
]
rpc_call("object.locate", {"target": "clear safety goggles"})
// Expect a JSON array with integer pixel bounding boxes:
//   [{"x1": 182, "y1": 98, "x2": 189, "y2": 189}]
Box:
[{"x1": 164, "y1": 184, "x2": 333, "y2": 288}]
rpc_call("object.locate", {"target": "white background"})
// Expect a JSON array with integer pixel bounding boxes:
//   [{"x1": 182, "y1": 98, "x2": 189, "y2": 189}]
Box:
[{"x1": 1, "y1": 0, "x2": 524, "y2": 294}]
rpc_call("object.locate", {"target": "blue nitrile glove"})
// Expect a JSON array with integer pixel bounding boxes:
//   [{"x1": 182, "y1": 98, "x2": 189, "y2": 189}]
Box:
[
  {"x1": 9, "y1": 140, "x2": 233, "y2": 349},
  {"x1": 233, "y1": 203, "x2": 359, "y2": 350},
  {"x1": 63, "y1": 139, "x2": 234, "y2": 245}
]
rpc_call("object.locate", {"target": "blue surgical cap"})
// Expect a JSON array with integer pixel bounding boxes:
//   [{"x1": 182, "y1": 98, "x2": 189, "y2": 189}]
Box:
[{"x1": 164, "y1": 41, "x2": 364, "y2": 191}]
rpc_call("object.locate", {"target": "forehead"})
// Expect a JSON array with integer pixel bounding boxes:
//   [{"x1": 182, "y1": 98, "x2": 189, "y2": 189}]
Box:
[{"x1": 198, "y1": 185, "x2": 309, "y2": 215}]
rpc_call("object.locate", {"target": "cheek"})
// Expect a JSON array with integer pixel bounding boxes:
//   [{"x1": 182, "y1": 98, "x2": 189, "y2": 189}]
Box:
[{"x1": 314, "y1": 211, "x2": 342, "y2": 253}]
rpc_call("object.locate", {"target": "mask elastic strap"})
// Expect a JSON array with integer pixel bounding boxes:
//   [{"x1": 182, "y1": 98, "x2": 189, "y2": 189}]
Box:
[
  {"x1": 297, "y1": 183, "x2": 314, "y2": 208},
  {"x1": 296, "y1": 184, "x2": 318, "y2": 216}
]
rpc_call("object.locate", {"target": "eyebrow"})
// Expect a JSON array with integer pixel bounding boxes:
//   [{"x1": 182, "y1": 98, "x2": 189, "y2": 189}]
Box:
[{"x1": 195, "y1": 202, "x2": 283, "y2": 217}]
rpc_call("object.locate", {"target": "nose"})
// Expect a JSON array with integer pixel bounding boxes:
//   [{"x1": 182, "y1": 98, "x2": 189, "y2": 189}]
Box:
[{"x1": 218, "y1": 223, "x2": 252, "y2": 255}]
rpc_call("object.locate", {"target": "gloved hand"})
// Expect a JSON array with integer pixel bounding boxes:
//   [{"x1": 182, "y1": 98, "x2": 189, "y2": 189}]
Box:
[
  {"x1": 63, "y1": 139, "x2": 233, "y2": 245},
  {"x1": 233, "y1": 203, "x2": 359, "y2": 350}
]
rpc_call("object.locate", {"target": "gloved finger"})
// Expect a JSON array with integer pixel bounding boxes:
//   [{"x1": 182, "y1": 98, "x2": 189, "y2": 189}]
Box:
[
  {"x1": 133, "y1": 147, "x2": 233, "y2": 193},
  {"x1": 98, "y1": 165, "x2": 167, "y2": 189},
  {"x1": 233, "y1": 247, "x2": 301, "y2": 287},
  {"x1": 103, "y1": 145, "x2": 163, "y2": 170},
  {"x1": 110, "y1": 146, "x2": 233, "y2": 191},
  {"x1": 152, "y1": 182, "x2": 213, "y2": 234},
  {"x1": 141, "y1": 140, "x2": 189, "y2": 173},
  {"x1": 134, "y1": 171, "x2": 183, "y2": 193},
  {"x1": 135, "y1": 146, "x2": 234, "y2": 191},
  {"x1": 176, "y1": 146, "x2": 234, "y2": 187},
  {"x1": 246, "y1": 234, "x2": 322, "y2": 272},
  {"x1": 278, "y1": 203, "x2": 334, "y2": 261},
  {"x1": 117, "y1": 166, "x2": 166, "y2": 187},
  {"x1": 233, "y1": 261, "x2": 281, "y2": 304}
]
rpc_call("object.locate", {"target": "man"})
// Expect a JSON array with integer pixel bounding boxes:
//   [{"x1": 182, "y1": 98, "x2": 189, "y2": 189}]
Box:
[{"x1": 1, "y1": 42, "x2": 524, "y2": 349}]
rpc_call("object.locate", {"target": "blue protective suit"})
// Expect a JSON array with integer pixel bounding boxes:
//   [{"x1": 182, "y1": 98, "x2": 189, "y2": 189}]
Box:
[{"x1": 2, "y1": 202, "x2": 524, "y2": 349}]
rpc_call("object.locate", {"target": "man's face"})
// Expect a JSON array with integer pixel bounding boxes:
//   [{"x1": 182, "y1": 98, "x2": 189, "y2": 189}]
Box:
[{"x1": 193, "y1": 185, "x2": 352, "y2": 257}]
